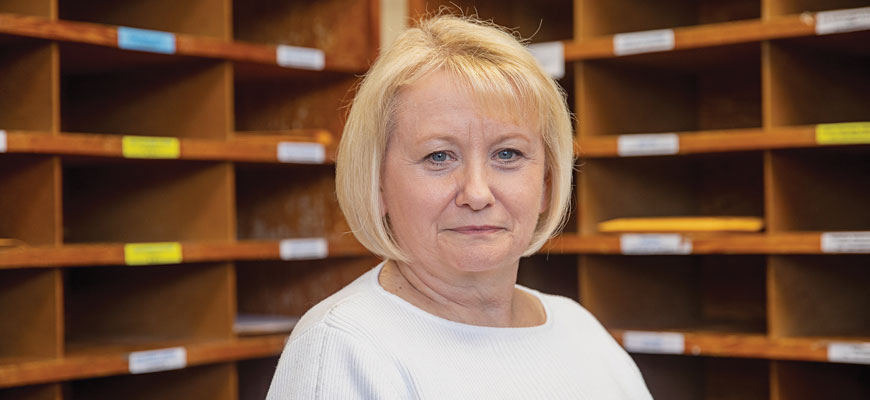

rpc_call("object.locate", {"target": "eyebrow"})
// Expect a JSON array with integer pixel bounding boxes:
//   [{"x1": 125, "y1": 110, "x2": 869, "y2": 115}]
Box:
[{"x1": 413, "y1": 131, "x2": 535, "y2": 147}]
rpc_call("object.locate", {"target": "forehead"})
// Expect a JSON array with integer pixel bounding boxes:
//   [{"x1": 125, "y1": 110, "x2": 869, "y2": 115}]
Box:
[{"x1": 392, "y1": 69, "x2": 538, "y2": 139}]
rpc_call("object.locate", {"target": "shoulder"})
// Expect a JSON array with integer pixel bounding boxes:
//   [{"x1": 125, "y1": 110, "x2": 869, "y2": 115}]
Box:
[
  {"x1": 532, "y1": 291, "x2": 653, "y2": 399},
  {"x1": 289, "y1": 263, "x2": 387, "y2": 341}
]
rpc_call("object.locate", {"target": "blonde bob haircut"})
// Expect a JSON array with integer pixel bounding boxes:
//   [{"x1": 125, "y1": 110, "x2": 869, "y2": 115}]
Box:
[{"x1": 336, "y1": 14, "x2": 575, "y2": 263}]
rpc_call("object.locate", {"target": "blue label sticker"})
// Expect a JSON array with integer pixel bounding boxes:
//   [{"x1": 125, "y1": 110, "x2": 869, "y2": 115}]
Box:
[{"x1": 117, "y1": 26, "x2": 176, "y2": 54}]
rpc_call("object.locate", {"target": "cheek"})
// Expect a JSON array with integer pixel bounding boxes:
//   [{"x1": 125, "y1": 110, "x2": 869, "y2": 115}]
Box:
[
  {"x1": 383, "y1": 167, "x2": 453, "y2": 231},
  {"x1": 497, "y1": 168, "x2": 547, "y2": 224}
]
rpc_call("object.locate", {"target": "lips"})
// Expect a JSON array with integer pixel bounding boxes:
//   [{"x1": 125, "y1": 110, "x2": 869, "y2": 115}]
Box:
[{"x1": 449, "y1": 225, "x2": 504, "y2": 234}]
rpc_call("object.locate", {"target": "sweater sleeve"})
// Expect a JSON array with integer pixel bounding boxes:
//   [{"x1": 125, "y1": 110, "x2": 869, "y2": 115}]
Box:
[{"x1": 266, "y1": 323, "x2": 411, "y2": 400}]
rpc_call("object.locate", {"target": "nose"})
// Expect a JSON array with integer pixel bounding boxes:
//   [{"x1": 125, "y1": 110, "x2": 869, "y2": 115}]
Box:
[{"x1": 455, "y1": 162, "x2": 495, "y2": 211}]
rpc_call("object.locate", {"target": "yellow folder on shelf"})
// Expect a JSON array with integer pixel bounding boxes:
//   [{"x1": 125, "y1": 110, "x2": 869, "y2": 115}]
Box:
[{"x1": 597, "y1": 216, "x2": 764, "y2": 233}]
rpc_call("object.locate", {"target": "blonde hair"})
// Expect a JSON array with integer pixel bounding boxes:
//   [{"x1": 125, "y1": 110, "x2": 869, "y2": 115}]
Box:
[{"x1": 336, "y1": 14, "x2": 574, "y2": 262}]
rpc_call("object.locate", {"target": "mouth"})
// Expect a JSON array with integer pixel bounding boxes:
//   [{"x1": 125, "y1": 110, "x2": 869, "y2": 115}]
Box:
[{"x1": 448, "y1": 225, "x2": 505, "y2": 235}]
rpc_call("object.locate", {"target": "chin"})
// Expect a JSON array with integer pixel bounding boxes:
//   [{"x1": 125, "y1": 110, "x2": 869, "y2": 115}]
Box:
[{"x1": 443, "y1": 247, "x2": 521, "y2": 273}]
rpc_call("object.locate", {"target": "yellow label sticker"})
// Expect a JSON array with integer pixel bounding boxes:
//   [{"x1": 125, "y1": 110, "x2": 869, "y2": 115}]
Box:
[
  {"x1": 816, "y1": 122, "x2": 870, "y2": 145},
  {"x1": 124, "y1": 242, "x2": 183, "y2": 266},
  {"x1": 122, "y1": 136, "x2": 180, "y2": 159}
]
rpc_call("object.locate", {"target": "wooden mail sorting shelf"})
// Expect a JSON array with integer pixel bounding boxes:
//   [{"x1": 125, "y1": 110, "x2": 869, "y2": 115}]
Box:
[
  {"x1": 62, "y1": 159, "x2": 233, "y2": 244},
  {"x1": 581, "y1": 255, "x2": 767, "y2": 334},
  {"x1": 576, "y1": 0, "x2": 761, "y2": 38},
  {"x1": 235, "y1": 163, "x2": 347, "y2": 241},
  {"x1": 66, "y1": 363, "x2": 236, "y2": 400},
  {"x1": 0, "y1": 384, "x2": 62, "y2": 400},
  {"x1": 633, "y1": 355, "x2": 770, "y2": 400},
  {"x1": 579, "y1": 43, "x2": 761, "y2": 137},
  {"x1": 768, "y1": 147, "x2": 870, "y2": 232},
  {"x1": 58, "y1": 0, "x2": 231, "y2": 39},
  {"x1": 0, "y1": 1, "x2": 379, "y2": 393},
  {"x1": 579, "y1": 152, "x2": 764, "y2": 235},
  {"x1": 769, "y1": 255, "x2": 870, "y2": 341},
  {"x1": 233, "y1": 63, "x2": 357, "y2": 143},
  {"x1": 60, "y1": 44, "x2": 231, "y2": 140},
  {"x1": 64, "y1": 263, "x2": 234, "y2": 355},
  {"x1": 766, "y1": 30, "x2": 870, "y2": 128},
  {"x1": 772, "y1": 361, "x2": 870, "y2": 400}
]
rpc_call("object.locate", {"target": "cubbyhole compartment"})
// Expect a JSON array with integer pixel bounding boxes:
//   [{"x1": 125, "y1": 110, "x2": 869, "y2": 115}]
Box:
[
  {"x1": 767, "y1": 148, "x2": 870, "y2": 232},
  {"x1": 235, "y1": 163, "x2": 347, "y2": 241},
  {"x1": 579, "y1": 152, "x2": 764, "y2": 235},
  {"x1": 238, "y1": 356, "x2": 279, "y2": 400},
  {"x1": 766, "y1": 0, "x2": 870, "y2": 17},
  {"x1": 772, "y1": 360, "x2": 869, "y2": 400},
  {"x1": 409, "y1": 0, "x2": 573, "y2": 43},
  {"x1": 0, "y1": 156, "x2": 60, "y2": 246},
  {"x1": 577, "y1": 0, "x2": 760, "y2": 38},
  {"x1": 581, "y1": 255, "x2": 767, "y2": 333},
  {"x1": 235, "y1": 257, "x2": 375, "y2": 335},
  {"x1": 0, "y1": 0, "x2": 52, "y2": 17},
  {"x1": 517, "y1": 254, "x2": 579, "y2": 300},
  {"x1": 234, "y1": 64, "x2": 358, "y2": 139},
  {"x1": 634, "y1": 354, "x2": 769, "y2": 400},
  {"x1": 0, "y1": 269, "x2": 62, "y2": 364},
  {"x1": 233, "y1": 0, "x2": 377, "y2": 71},
  {"x1": 766, "y1": 31, "x2": 870, "y2": 127},
  {"x1": 60, "y1": 43, "x2": 231, "y2": 139},
  {"x1": 0, "y1": 384, "x2": 62, "y2": 400},
  {"x1": 578, "y1": 43, "x2": 761, "y2": 137},
  {"x1": 58, "y1": 0, "x2": 231, "y2": 39},
  {"x1": 64, "y1": 363, "x2": 236, "y2": 400},
  {"x1": 62, "y1": 159, "x2": 233, "y2": 244},
  {"x1": 64, "y1": 263, "x2": 234, "y2": 355},
  {"x1": 0, "y1": 37, "x2": 55, "y2": 132},
  {"x1": 769, "y1": 255, "x2": 870, "y2": 340}
]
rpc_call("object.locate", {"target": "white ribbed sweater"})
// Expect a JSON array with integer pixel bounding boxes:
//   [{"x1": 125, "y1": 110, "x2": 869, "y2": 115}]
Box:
[{"x1": 266, "y1": 261, "x2": 652, "y2": 399}]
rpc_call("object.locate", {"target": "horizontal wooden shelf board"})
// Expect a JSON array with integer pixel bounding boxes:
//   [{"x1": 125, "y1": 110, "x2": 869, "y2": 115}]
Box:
[
  {"x1": 0, "y1": 236, "x2": 370, "y2": 268},
  {"x1": 0, "y1": 335, "x2": 287, "y2": 389},
  {"x1": 2, "y1": 131, "x2": 337, "y2": 163},
  {"x1": 542, "y1": 232, "x2": 829, "y2": 254},
  {"x1": 577, "y1": 126, "x2": 822, "y2": 157},
  {"x1": 0, "y1": 13, "x2": 364, "y2": 73},
  {"x1": 3, "y1": 231, "x2": 864, "y2": 268},
  {"x1": 565, "y1": 14, "x2": 816, "y2": 60},
  {"x1": 610, "y1": 329, "x2": 870, "y2": 364}
]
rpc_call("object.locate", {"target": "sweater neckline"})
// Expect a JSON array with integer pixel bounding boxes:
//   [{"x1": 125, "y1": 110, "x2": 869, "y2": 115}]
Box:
[{"x1": 369, "y1": 260, "x2": 554, "y2": 334}]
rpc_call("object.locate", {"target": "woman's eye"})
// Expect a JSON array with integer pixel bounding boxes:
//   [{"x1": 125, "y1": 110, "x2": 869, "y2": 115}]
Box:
[
  {"x1": 428, "y1": 151, "x2": 450, "y2": 163},
  {"x1": 496, "y1": 149, "x2": 520, "y2": 160}
]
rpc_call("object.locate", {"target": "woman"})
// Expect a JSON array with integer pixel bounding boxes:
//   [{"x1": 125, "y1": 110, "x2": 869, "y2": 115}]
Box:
[{"x1": 267, "y1": 14, "x2": 652, "y2": 399}]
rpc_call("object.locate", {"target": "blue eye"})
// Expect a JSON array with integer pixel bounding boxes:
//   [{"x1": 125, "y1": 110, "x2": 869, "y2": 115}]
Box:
[
  {"x1": 497, "y1": 149, "x2": 517, "y2": 160},
  {"x1": 429, "y1": 151, "x2": 449, "y2": 162}
]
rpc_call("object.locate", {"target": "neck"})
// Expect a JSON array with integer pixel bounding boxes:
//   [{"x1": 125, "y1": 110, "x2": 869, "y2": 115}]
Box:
[{"x1": 378, "y1": 259, "x2": 544, "y2": 327}]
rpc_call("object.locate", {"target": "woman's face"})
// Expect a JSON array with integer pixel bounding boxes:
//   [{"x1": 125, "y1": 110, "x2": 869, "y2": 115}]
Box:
[{"x1": 381, "y1": 70, "x2": 547, "y2": 273}]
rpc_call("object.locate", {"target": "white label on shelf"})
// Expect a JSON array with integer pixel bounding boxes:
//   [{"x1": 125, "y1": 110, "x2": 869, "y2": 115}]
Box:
[
  {"x1": 620, "y1": 234, "x2": 692, "y2": 255},
  {"x1": 280, "y1": 238, "x2": 328, "y2": 260},
  {"x1": 623, "y1": 331, "x2": 685, "y2": 354},
  {"x1": 527, "y1": 41, "x2": 565, "y2": 79},
  {"x1": 828, "y1": 342, "x2": 870, "y2": 365},
  {"x1": 0, "y1": 130, "x2": 6, "y2": 153},
  {"x1": 613, "y1": 29, "x2": 675, "y2": 56},
  {"x1": 276, "y1": 45, "x2": 325, "y2": 70},
  {"x1": 617, "y1": 133, "x2": 679, "y2": 156},
  {"x1": 820, "y1": 232, "x2": 870, "y2": 253},
  {"x1": 815, "y1": 7, "x2": 870, "y2": 35},
  {"x1": 277, "y1": 142, "x2": 326, "y2": 164},
  {"x1": 117, "y1": 26, "x2": 176, "y2": 54},
  {"x1": 128, "y1": 347, "x2": 187, "y2": 374}
]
